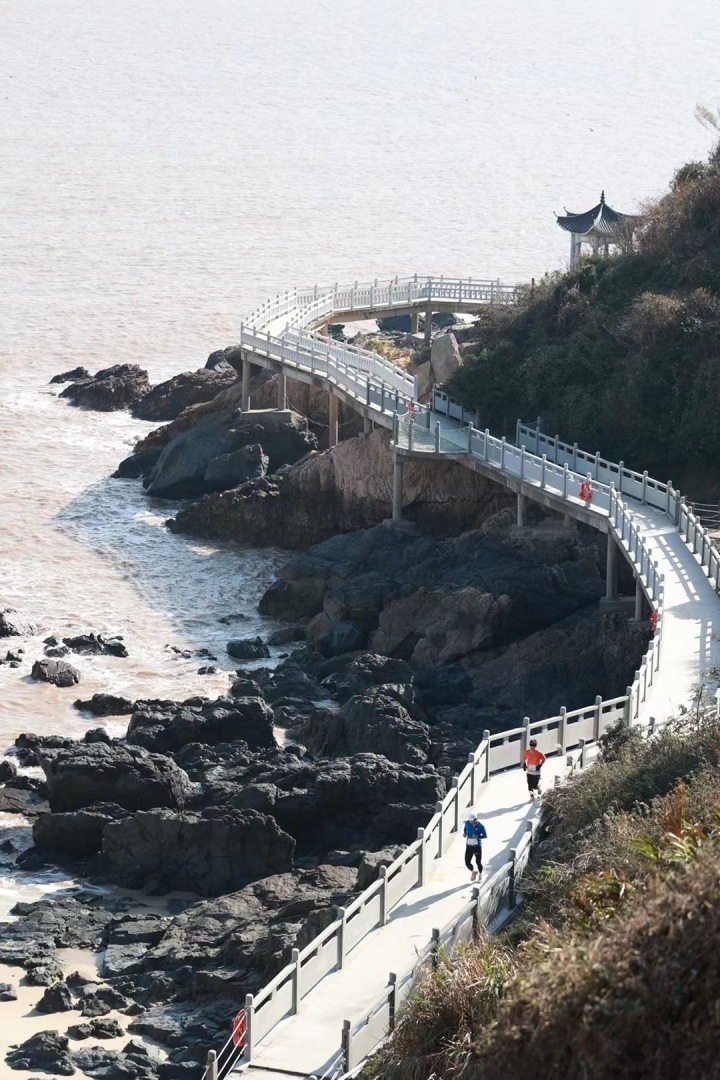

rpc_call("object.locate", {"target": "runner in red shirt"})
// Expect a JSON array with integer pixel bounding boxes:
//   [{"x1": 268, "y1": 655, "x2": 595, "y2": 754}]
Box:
[{"x1": 522, "y1": 739, "x2": 546, "y2": 800}]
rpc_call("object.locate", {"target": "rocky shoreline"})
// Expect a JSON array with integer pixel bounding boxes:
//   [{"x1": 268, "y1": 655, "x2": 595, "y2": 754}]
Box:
[{"x1": 0, "y1": 347, "x2": 649, "y2": 1076}]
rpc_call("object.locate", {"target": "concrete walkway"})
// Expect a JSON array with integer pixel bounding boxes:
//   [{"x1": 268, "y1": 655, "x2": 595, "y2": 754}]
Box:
[{"x1": 240, "y1": 758, "x2": 567, "y2": 1079}]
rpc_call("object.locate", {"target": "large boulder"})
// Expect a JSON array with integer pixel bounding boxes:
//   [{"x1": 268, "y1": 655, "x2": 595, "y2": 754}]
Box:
[
  {"x1": 37, "y1": 743, "x2": 193, "y2": 813},
  {"x1": 429, "y1": 331, "x2": 463, "y2": 384},
  {"x1": 370, "y1": 586, "x2": 511, "y2": 664},
  {"x1": 145, "y1": 408, "x2": 316, "y2": 499},
  {"x1": 226, "y1": 636, "x2": 270, "y2": 660},
  {"x1": 0, "y1": 608, "x2": 34, "y2": 637},
  {"x1": 131, "y1": 368, "x2": 238, "y2": 422},
  {"x1": 59, "y1": 364, "x2": 151, "y2": 411},
  {"x1": 203, "y1": 443, "x2": 268, "y2": 493},
  {"x1": 74, "y1": 693, "x2": 135, "y2": 716},
  {"x1": 300, "y1": 692, "x2": 430, "y2": 765},
  {"x1": 49, "y1": 366, "x2": 91, "y2": 384},
  {"x1": 102, "y1": 807, "x2": 295, "y2": 894},
  {"x1": 127, "y1": 697, "x2": 276, "y2": 754},
  {"x1": 114, "y1": 446, "x2": 163, "y2": 479},
  {"x1": 31, "y1": 658, "x2": 80, "y2": 687},
  {"x1": 5, "y1": 1030, "x2": 74, "y2": 1075},
  {"x1": 33, "y1": 803, "x2": 130, "y2": 857},
  {"x1": 62, "y1": 632, "x2": 128, "y2": 657}
]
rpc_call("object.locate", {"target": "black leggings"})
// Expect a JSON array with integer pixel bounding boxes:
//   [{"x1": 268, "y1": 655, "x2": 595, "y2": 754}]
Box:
[{"x1": 464, "y1": 845, "x2": 483, "y2": 872}]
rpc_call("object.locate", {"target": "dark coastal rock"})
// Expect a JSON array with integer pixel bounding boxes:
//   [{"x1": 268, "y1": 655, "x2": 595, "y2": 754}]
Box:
[
  {"x1": 0, "y1": 759, "x2": 17, "y2": 782},
  {"x1": 63, "y1": 633, "x2": 129, "y2": 658},
  {"x1": 68, "y1": 1018, "x2": 124, "y2": 1040},
  {"x1": 31, "y1": 659, "x2": 80, "y2": 687},
  {"x1": 59, "y1": 364, "x2": 151, "y2": 411},
  {"x1": 206, "y1": 346, "x2": 241, "y2": 372},
  {"x1": 102, "y1": 807, "x2": 295, "y2": 894},
  {"x1": 230, "y1": 752, "x2": 444, "y2": 849},
  {"x1": 131, "y1": 368, "x2": 238, "y2": 422},
  {"x1": 316, "y1": 620, "x2": 367, "y2": 657},
  {"x1": 36, "y1": 980, "x2": 73, "y2": 1013},
  {"x1": 38, "y1": 743, "x2": 193, "y2": 813},
  {"x1": 44, "y1": 644, "x2": 70, "y2": 658},
  {"x1": 267, "y1": 626, "x2": 305, "y2": 646},
  {"x1": 0, "y1": 982, "x2": 17, "y2": 1001},
  {"x1": 83, "y1": 727, "x2": 112, "y2": 744},
  {"x1": 33, "y1": 803, "x2": 131, "y2": 857},
  {"x1": 0, "y1": 608, "x2": 34, "y2": 637},
  {"x1": 356, "y1": 847, "x2": 405, "y2": 890},
  {"x1": 6, "y1": 1030, "x2": 74, "y2": 1075},
  {"x1": 72, "y1": 1045, "x2": 159, "y2": 1078},
  {"x1": 143, "y1": 407, "x2": 316, "y2": 500},
  {"x1": 114, "y1": 447, "x2": 164, "y2": 480},
  {"x1": 226, "y1": 637, "x2": 269, "y2": 661},
  {"x1": 50, "y1": 366, "x2": 91, "y2": 384},
  {"x1": 299, "y1": 693, "x2": 431, "y2": 765},
  {"x1": 74, "y1": 693, "x2": 135, "y2": 716},
  {"x1": 203, "y1": 442, "x2": 269, "y2": 493},
  {"x1": 126, "y1": 697, "x2": 276, "y2": 754}
]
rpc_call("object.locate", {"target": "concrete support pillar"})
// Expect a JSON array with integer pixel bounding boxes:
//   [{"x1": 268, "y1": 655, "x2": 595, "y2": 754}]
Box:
[
  {"x1": 634, "y1": 579, "x2": 644, "y2": 621},
  {"x1": 563, "y1": 513, "x2": 572, "y2": 528},
  {"x1": 410, "y1": 311, "x2": 420, "y2": 335},
  {"x1": 516, "y1": 493, "x2": 527, "y2": 527},
  {"x1": 318, "y1": 324, "x2": 329, "y2": 337},
  {"x1": 606, "y1": 534, "x2": 619, "y2": 600},
  {"x1": 392, "y1": 454, "x2": 404, "y2": 522},
  {"x1": 328, "y1": 390, "x2": 339, "y2": 449},
  {"x1": 424, "y1": 307, "x2": 433, "y2": 343},
  {"x1": 241, "y1": 353, "x2": 251, "y2": 411},
  {"x1": 277, "y1": 371, "x2": 287, "y2": 410},
  {"x1": 363, "y1": 415, "x2": 372, "y2": 434}
]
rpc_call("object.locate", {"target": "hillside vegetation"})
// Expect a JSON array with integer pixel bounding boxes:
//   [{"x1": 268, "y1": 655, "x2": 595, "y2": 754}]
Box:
[
  {"x1": 449, "y1": 142, "x2": 720, "y2": 494},
  {"x1": 362, "y1": 711, "x2": 720, "y2": 1080}
]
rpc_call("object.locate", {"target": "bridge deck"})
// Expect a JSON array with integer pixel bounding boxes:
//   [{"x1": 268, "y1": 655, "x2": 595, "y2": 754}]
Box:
[{"x1": 239, "y1": 759, "x2": 567, "y2": 1078}]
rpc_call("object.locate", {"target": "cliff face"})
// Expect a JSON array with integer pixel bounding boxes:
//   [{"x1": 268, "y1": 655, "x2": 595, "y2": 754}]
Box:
[{"x1": 169, "y1": 427, "x2": 513, "y2": 548}]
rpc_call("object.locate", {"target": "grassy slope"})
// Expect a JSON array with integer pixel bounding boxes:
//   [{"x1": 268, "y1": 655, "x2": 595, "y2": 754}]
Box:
[
  {"x1": 449, "y1": 147, "x2": 720, "y2": 495},
  {"x1": 362, "y1": 715, "x2": 720, "y2": 1080}
]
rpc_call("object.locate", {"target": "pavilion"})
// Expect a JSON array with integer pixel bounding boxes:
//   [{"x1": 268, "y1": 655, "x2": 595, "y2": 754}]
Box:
[{"x1": 556, "y1": 192, "x2": 642, "y2": 267}]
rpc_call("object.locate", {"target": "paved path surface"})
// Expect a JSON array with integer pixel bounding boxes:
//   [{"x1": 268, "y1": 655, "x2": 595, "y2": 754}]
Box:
[{"x1": 241, "y1": 758, "x2": 567, "y2": 1079}]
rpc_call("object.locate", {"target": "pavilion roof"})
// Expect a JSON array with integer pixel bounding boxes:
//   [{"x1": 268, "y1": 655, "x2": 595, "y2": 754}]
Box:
[{"x1": 556, "y1": 192, "x2": 640, "y2": 236}]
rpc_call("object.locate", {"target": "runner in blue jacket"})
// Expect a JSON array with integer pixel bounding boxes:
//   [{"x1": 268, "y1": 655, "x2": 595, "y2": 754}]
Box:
[{"x1": 463, "y1": 812, "x2": 487, "y2": 882}]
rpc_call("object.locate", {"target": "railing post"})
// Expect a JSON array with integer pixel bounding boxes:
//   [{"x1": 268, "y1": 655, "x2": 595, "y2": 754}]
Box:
[
  {"x1": 572, "y1": 442, "x2": 578, "y2": 471},
  {"x1": 436, "y1": 800, "x2": 444, "y2": 858},
  {"x1": 579, "y1": 738, "x2": 587, "y2": 769},
  {"x1": 337, "y1": 907, "x2": 347, "y2": 970},
  {"x1": 468, "y1": 751, "x2": 476, "y2": 806},
  {"x1": 291, "y1": 948, "x2": 301, "y2": 1013},
  {"x1": 471, "y1": 885, "x2": 480, "y2": 940},
  {"x1": 521, "y1": 715, "x2": 531, "y2": 755},
  {"x1": 342, "y1": 1019, "x2": 351, "y2": 1071},
  {"x1": 541, "y1": 453, "x2": 547, "y2": 489},
  {"x1": 642, "y1": 470, "x2": 648, "y2": 503},
  {"x1": 501, "y1": 436, "x2": 506, "y2": 470},
  {"x1": 558, "y1": 705, "x2": 567, "y2": 752},
  {"x1": 452, "y1": 776, "x2": 460, "y2": 832},
  {"x1": 408, "y1": 419, "x2": 415, "y2": 452},
  {"x1": 594, "y1": 695, "x2": 603, "y2": 741},
  {"x1": 206, "y1": 1051, "x2": 218, "y2": 1080},
  {"x1": 244, "y1": 994, "x2": 255, "y2": 1061},
  {"x1": 483, "y1": 730, "x2": 491, "y2": 781},
  {"x1": 435, "y1": 422, "x2": 441, "y2": 453},
  {"x1": 484, "y1": 428, "x2": 490, "y2": 461},
  {"x1": 554, "y1": 435, "x2": 560, "y2": 464},
  {"x1": 563, "y1": 463, "x2": 569, "y2": 500},
  {"x1": 431, "y1": 927, "x2": 441, "y2": 970},
  {"x1": 508, "y1": 849, "x2": 517, "y2": 909},
  {"x1": 417, "y1": 826, "x2": 426, "y2": 886},
  {"x1": 388, "y1": 972, "x2": 398, "y2": 1032},
  {"x1": 520, "y1": 445, "x2": 526, "y2": 480},
  {"x1": 624, "y1": 686, "x2": 633, "y2": 726},
  {"x1": 618, "y1": 461, "x2": 624, "y2": 494},
  {"x1": 379, "y1": 865, "x2": 388, "y2": 926},
  {"x1": 467, "y1": 422, "x2": 473, "y2": 453},
  {"x1": 595, "y1": 450, "x2": 601, "y2": 479}
]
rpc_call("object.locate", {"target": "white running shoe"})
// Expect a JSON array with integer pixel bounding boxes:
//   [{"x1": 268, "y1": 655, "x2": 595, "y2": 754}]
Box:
[{"x1": 470, "y1": 870, "x2": 478, "y2": 882}]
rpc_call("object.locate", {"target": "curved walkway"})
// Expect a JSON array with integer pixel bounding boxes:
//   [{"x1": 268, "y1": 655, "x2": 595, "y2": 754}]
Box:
[{"x1": 202, "y1": 276, "x2": 720, "y2": 1080}]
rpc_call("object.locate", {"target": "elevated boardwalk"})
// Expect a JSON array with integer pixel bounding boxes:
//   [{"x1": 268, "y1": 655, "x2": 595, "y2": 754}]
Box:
[{"x1": 200, "y1": 275, "x2": 720, "y2": 1080}]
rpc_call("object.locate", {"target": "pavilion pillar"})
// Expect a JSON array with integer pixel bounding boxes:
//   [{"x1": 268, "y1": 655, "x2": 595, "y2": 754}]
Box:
[
  {"x1": 277, "y1": 371, "x2": 287, "y2": 410},
  {"x1": 410, "y1": 312, "x2": 420, "y2": 335},
  {"x1": 606, "y1": 535, "x2": 619, "y2": 601},
  {"x1": 424, "y1": 307, "x2": 433, "y2": 343},
  {"x1": 392, "y1": 454, "x2": 404, "y2": 522},
  {"x1": 569, "y1": 232, "x2": 577, "y2": 269},
  {"x1": 328, "y1": 390, "x2": 339, "y2": 448},
  {"x1": 241, "y1": 352, "x2": 251, "y2": 411}
]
